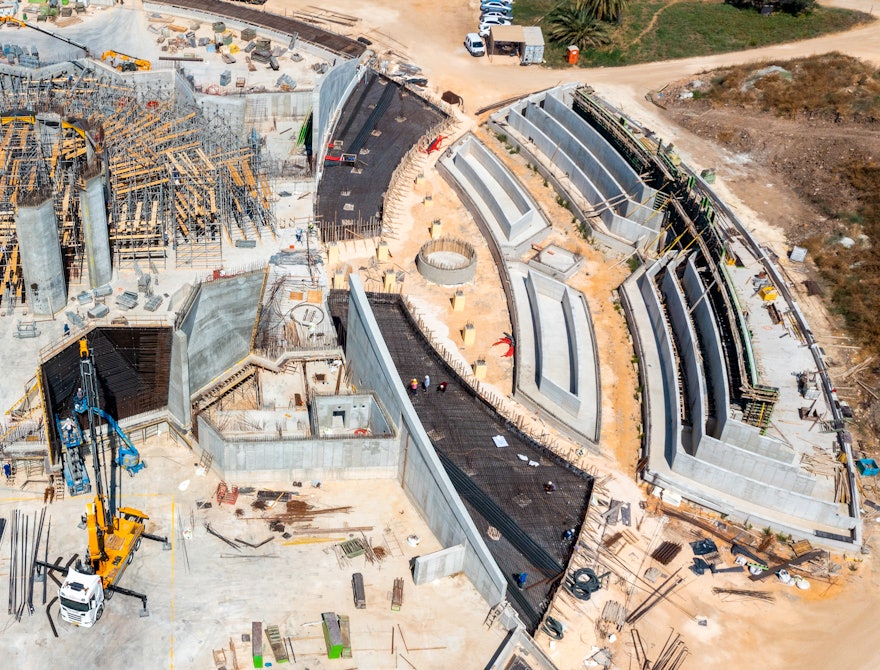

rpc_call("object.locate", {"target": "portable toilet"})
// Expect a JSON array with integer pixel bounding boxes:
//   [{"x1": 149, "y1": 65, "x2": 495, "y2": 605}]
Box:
[{"x1": 566, "y1": 45, "x2": 579, "y2": 65}]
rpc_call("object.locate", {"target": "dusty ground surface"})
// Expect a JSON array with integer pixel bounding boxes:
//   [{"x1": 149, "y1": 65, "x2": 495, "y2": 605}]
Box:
[{"x1": 0, "y1": 435, "x2": 506, "y2": 669}]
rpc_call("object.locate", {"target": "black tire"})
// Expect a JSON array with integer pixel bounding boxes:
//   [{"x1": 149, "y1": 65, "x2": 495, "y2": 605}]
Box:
[
  {"x1": 127, "y1": 552, "x2": 134, "y2": 565},
  {"x1": 134, "y1": 537, "x2": 142, "y2": 552},
  {"x1": 105, "y1": 589, "x2": 113, "y2": 601},
  {"x1": 96, "y1": 604, "x2": 104, "y2": 622}
]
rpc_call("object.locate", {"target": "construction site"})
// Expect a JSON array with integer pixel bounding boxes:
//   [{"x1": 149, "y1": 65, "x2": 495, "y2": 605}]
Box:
[{"x1": 0, "y1": 2, "x2": 873, "y2": 670}]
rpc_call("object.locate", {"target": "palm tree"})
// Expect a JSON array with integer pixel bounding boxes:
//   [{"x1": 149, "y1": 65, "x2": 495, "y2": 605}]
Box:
[
  {"x1": 547, "y1": 5, "x2": 612, "y2": 50},
  {"x1": 576, "y1": 0, "x2": 628, "y2": 23}
]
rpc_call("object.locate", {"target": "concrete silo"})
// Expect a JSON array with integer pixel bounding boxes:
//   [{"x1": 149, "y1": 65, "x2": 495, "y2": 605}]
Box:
[
  {"x1": 80, "y1": 173, "x2": 112, "y2": 288},
  {"x1": 15, "y1": 193, "x2": 66, "y2": 316}
]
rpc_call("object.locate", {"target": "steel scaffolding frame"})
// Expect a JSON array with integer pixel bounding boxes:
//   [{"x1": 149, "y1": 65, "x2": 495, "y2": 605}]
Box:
[{"x1": 0, "y1": 68, "x2": 277, "y2": 307}]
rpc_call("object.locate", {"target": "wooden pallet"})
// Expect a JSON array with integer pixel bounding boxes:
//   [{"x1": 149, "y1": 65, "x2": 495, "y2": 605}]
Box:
[{"x1": 216, "y1": 482, "x2": 239, "y2": 506}]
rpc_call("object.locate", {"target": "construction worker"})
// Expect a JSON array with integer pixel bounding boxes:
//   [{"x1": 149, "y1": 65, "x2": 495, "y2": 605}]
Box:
[
  {"x1": 544, "y1": 481, "x2": 556, "y2": 494},
  {"x1": 516, "y1": 572, "x2": 528, "y2": 589},
  {"x1": 423, "y1": 374, "x2": 431, "y2": 393},
  {"x1": 409, "y1": 378, "x2": 419, "y2": 397},
  {"x1": 437, "y1": 381, "x2": 448, "y2": 393}
]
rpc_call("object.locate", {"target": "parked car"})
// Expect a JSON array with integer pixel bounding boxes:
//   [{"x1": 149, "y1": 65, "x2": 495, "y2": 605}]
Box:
[
  {"x1": 478, "y1": 16, "x2": 511, "y2": 37},
  {"x1": 481, "y1": 11, "x2": 513, "y2": 22},
  {"x1": 481, "y1": 0, "x2": 513, "y2": 9},
  {"x1": 481, "y1": 3, "x2": 513, "y2": 15},
  {"x1": 464, "y1": 33, "x2": 486, "y2": 57}
]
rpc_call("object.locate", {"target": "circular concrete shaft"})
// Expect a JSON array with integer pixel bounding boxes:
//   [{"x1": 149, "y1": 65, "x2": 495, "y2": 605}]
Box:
[{"x1": 415, "y1": 237, "x2": 477, "y2": 285}]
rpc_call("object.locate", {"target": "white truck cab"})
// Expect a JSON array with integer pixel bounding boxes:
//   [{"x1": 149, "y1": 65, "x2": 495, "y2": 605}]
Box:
[{"x1": 59, "y1": 567, "x2": 105, "y2": 627}]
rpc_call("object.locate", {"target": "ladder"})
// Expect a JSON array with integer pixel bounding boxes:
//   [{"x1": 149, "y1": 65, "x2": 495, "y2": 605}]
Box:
[
  {"x1": 485, "y1": 600, "x2": 508, "y2": 629},
  {"x1": 264, "y1": 624, "x2": 288, "y2": 664},
  {"x1": 53, "y1": 474, "x2": 65, "y2": 502}
]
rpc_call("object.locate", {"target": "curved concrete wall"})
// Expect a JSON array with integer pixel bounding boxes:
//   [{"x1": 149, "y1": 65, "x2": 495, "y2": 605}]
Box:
[
  {"x1": 638, "y1": 262, "x2": 682, "y2": 467},
  {"x1": 661, "y1": 263, "x2": 706, "y2": 453},
  {"x1": 452, "y1": 137, "x2": 533, "y2": 241},
  {"x1": 415, "y1": 238, "x2": 478, "y2": 285},
  {"x1": 176, "y1": 270, "x2": 266, "y2": 393},
  {"x1": 504, "y1": 98, "x2": 657, "y2": 244},
  {"x1": 524, "y1": 271, "x2": 580, "y2": 415},
  {"x1": 544, "y1": 91, "x2": 657, "y2": 210},
  {"x1": 16, "y1": 198, "x2": 66, "y2": 315},
  {"x1": 81, "y1": 176, "x2": 112, "y2": 289},
  {"x1": 682, "y1": 256, "x2": 729, "y2": 438}
]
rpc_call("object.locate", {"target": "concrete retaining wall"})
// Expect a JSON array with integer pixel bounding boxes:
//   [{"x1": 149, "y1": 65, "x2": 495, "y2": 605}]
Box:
[
  {"x1": 197, "y1": 414, "x2": 399, "y2": 481},
  {"x1": 178, "y1": 270, "x2": 266, "y2": 393},
  {"x1": 412, "y1": 544, "x2": 466, "y2": 585},
  {"x1": 343, "y1": 275, "x2": 507, "y2": 607},
  {"x1": 315, "y1": 58, "x2": 361, "y2": 162}
]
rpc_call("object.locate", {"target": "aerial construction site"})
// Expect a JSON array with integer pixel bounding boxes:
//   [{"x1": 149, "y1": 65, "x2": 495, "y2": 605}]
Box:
[{"x1": 0, "y1": 2, "x2": 872, "y2": 670}]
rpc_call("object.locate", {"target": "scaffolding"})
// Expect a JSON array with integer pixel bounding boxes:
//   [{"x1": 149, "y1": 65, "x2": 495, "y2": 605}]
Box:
[{"x1": 0, "y1": 67, "x2": 277, "y2": 307}]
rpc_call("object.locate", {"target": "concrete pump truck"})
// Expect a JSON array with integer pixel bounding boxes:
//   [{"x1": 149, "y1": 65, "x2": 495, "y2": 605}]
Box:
[{"x1": 38, "y1": 339, "x2": 168, "y2": 627}]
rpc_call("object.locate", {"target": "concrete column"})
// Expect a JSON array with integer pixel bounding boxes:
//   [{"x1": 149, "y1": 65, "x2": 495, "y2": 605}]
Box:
[
  {"x1": 452, "y1": 290, "x2": 465, "y2": 311},
  {"x1": 473, "y1": 359, "x2": 487, "y2": 379},
  {"x1": 383, "y1": 270, "x2": 396, "y2": 292},
  {"x1": 327, "y1": 241, "x2": 339, "y2": 266},
  {"x1": 333, "y1": 270, "x2": 346, "y2": 289},
  {"x1": 430, "y1": 219, "x2": 442, "y2": 239},
  {"x1": 423, "y1": 195, "x2": 433, "y2": 207},
  {"x1": 15, "y1": 197, "x2": 66, "y2": 316},
  {"x1": 167, "y1": 330, "x2": 192, "y2": 430},
  {"x1": 80, "y1": 175, "x2": 112, "y2": 288},
  {"x1": 462, "y1": 322, "x2": 476, "y2": 346},
  {"x1": 377, "y1": 241, "x2": 389, "y2": 262}
]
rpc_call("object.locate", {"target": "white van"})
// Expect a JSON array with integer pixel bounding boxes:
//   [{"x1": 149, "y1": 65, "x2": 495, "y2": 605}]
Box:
[{"x1": 464, "y1": 33, "x2": 486, "y2": 57}]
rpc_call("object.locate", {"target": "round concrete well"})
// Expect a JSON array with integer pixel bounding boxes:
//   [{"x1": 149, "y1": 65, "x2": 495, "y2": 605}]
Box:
[{"x1": 415, "y1": 237, "x2": 477, "y2": 285}]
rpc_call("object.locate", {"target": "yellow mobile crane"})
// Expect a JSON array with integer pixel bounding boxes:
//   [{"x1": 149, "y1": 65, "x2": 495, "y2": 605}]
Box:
[
  {"x1": 36, "y1": 339, "x2": 168, "y2": 626},
  {"x1": 101, "y1": 50, "x2": 151, "y2": 72},
  {"x1": 0, "y1": 17, "x2": 152, "y2": 72},
  {"x1": 0, "y1": 15, "x2": 90, "y2": 54}
]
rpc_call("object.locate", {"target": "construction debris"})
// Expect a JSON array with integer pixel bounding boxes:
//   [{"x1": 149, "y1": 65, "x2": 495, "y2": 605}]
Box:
[
  {"x1": 651, "y1": 541, "x2": 682, "y2": 565},
  {"x1": 712, "y1": 587, "x2": 776, "y2": 602}
]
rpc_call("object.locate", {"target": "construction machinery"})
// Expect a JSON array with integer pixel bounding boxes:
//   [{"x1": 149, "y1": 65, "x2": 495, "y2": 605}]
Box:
[
  {"x1": 73, "y1": 394, "x2": 146, "y2": 476},
  {"x1": 38, "y1": 339, "x2": 167, "y2": 627},
  {"x1": 0, "y1": 15, "x2": 89, "y2": 53},
  {"x1": 55, "y1": 414, "x2": 91, "y2": 496},
  {"x1": 101, "y1": 50, "x2": 151, "y2": 72}
]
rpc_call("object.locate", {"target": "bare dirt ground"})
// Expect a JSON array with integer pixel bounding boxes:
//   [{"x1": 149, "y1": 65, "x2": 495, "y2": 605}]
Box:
[{"x1": 269, "y1": 1, "x2": 880, "y2": 667}]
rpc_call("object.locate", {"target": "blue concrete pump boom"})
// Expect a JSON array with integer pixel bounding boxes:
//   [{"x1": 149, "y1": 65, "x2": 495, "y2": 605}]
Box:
[{"x1": 73, "y1": 387, "x2": 146, "y2": 477}]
